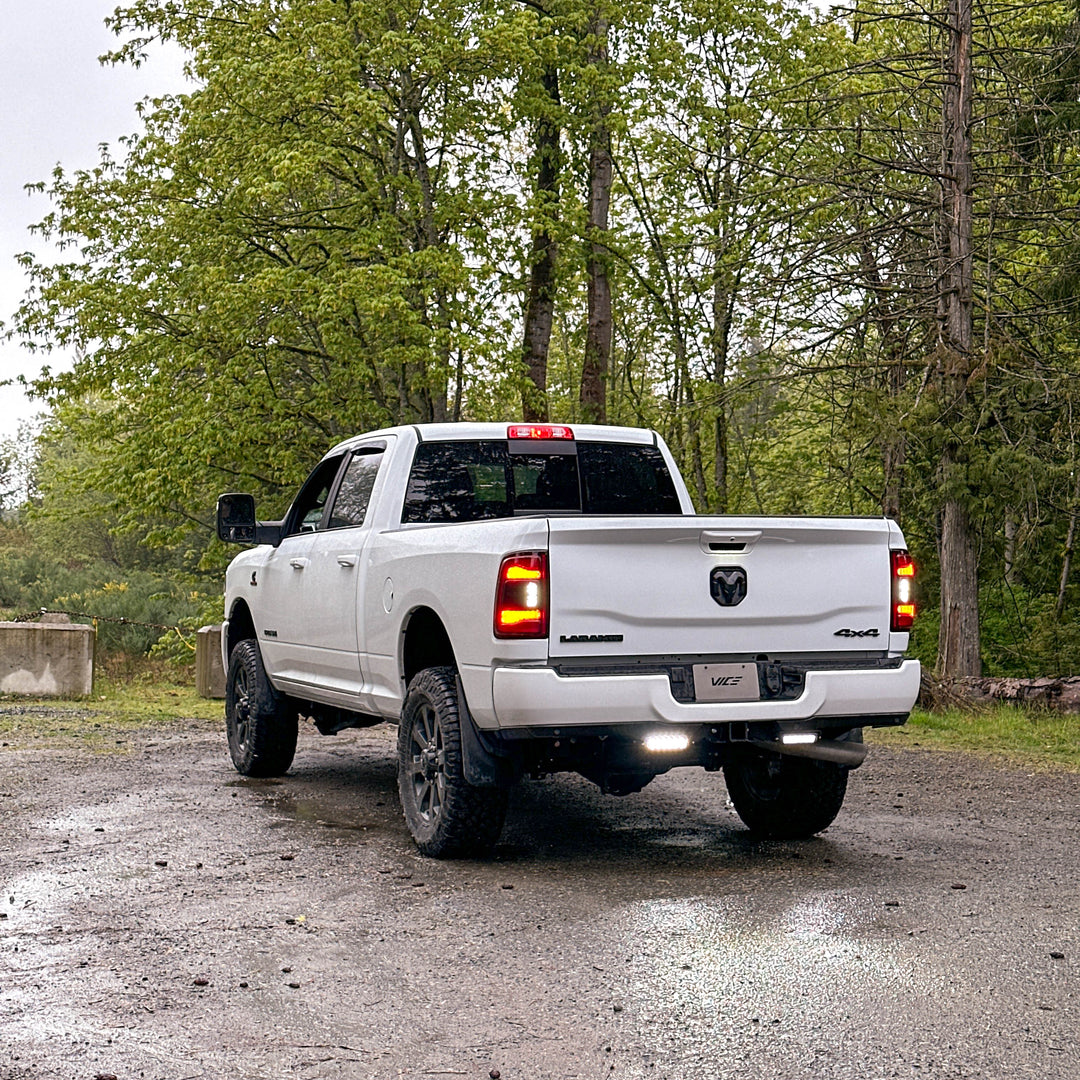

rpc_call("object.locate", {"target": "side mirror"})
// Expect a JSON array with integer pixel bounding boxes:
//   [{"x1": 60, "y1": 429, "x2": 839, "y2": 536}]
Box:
[{"x1": 217, "y1": 493, "x2": 257, "y2": 543}]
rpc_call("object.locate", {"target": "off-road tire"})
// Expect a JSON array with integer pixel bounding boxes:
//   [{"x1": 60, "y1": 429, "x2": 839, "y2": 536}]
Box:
[
  {"x1": 724, "y1": 749, "x2": 849, "y2": 840},
  {"x1": 225, "y1": 639, "x2": 298, "y2": 777},
  {"x1": 397, "y1": 666, "x2": 509, "y2": 858}
]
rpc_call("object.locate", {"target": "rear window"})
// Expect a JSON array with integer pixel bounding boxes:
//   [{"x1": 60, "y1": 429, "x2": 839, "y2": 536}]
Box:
[{"x1": 402, "y1": 440, "x2": 681, "y2": 524}]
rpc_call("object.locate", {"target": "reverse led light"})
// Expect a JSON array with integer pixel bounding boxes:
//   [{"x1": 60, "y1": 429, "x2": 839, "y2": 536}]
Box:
[
  {"x1": 643, "y1": 732, "x2": 690, "y2": 753},
  {"x1": 781, "y1": 732, "x2": 818, "y2": 746},
  {"x1": 494, "y1": 552, "x2": 548, "y2": 638},
  {"x1": 507, "y1": 424, "x2": 575, "y2": 441},
  {"x1": 891, "y1": 551, "x2": 917, "y2": 631}
]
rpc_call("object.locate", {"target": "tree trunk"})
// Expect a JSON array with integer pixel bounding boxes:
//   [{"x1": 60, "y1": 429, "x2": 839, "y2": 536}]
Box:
[
  {"x1": 711, "y1": 271, "x2": 732, "y2": 513},
  {"x1": 882, "y1": 434, "x2": 905, "y2": 520},
  {"x1": 686, "y1": 385, "x2": 707, "y2": 507},
  {"x1": 580, "y1": 10, "x2": 612, "y2": 424},
  {"x1": 401, "y1": 71, "x2": 449, "y2": 423},
  {"x1": 521, "y1": 62, "x2": 562, "y2": 422},
  {"x1": 937, "y1": 0, "x2": 981, "y2": 676},
  {"x1": 882, "y1": 341, "x2": 905, "y2": 521},
  {"x1": 1004, "y1": 513, "x2": 1017, "y2": 584},
  {"x1": 1056, "y1": 472, "x2": 1080, "y2": 617},
  {"x1": 859, "y1": 225, "x2": 906, "y2": 521}
]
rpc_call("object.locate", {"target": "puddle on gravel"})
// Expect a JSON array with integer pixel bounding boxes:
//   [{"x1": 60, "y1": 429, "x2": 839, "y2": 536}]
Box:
[
  {"x1": 617, "y1": 892, "x2": 939, "y2": 1019},
  {"x1": 251, "y1": 791, "x2": 395, "y2": 838}
]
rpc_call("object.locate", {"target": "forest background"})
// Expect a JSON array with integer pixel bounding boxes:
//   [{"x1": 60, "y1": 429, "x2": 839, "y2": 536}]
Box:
[{"x1": 1, "y1": 0, "x2": 1079, "y2": 677}]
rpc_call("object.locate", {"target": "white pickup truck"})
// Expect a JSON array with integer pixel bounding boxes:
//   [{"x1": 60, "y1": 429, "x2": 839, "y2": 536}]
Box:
[{"x1": 217, "y1": 422, "x2": 920, "y2": 856}]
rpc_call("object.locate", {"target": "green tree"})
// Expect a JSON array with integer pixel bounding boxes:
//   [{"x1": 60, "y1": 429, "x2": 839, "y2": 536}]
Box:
[
  {"x1": 17, "y1": 0, "x2": 519, "y2": 532},
  {"x1": 759, "y1": 0, "x2": 1080, "y2": 675},
  {"x1": 0, "y1": 420, "x2": 42, "y2": 516},
  {"x1": 12, "y1": 0, "x2": 1080, "y2": 679},
  {"x1": 611, "y1": 0, "x2": 816, "y2": 508}
]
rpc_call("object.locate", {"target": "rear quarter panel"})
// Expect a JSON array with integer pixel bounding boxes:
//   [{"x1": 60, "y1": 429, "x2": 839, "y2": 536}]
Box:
[{"x1": 363, "y1": 517, "x2": 550, "y2": 724}]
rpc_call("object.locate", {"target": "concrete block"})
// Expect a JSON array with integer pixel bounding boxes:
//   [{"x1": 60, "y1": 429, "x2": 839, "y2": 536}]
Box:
[
  {"x1": 0, "y1": 622, "x2": 95, "y2": 697},
  {"x1": 196, "y1": 625, "x2": 226, "y2": 699}
]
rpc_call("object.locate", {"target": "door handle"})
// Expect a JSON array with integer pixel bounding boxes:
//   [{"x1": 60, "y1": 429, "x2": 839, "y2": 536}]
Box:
[
  {"x1": 337, "y1": 554, "x2": 358, "y2": 567},
  {"x1": 290, "y1": 557, "x2": 309, "y2": 570},
  {"x1": 699, "y1": 530, "x2": 761, "y2": 554}
]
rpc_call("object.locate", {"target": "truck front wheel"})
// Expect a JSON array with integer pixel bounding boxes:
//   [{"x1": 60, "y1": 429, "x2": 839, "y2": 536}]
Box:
[
  {"x1": 723, "y1": 750, "x2": 848, "y2": 840},
  {"x1": 225, "y1": 639, "x2": 298, "y2": 777},
  {"x1": 398, "y1": 666, "x2": 509, "y2": 858}
]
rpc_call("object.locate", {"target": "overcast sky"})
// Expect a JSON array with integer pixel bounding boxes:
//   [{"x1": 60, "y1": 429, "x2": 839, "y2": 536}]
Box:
[{"x1": 0, "y1": 1, "x2": 186, "y2": 445}]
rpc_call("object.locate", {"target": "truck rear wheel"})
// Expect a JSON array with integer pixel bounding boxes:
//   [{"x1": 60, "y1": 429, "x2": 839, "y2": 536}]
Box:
[
  {"x1": 723, "y1": 749, "x2": 848, "y2": 839},
  {"x1": 398, "y1": 666, "x2": 509, "y2": 858},
  {"x1": 225, "y1": 639, "x2": 298, "y2": 777}
]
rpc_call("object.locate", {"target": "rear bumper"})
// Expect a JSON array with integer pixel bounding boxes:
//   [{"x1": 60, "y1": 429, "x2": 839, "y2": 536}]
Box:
[{"x1": 490, "y1": 659, "x2": 921, "y2": 730}]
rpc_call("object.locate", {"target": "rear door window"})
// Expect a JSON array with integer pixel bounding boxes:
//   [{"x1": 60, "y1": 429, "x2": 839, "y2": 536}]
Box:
[{"x1": 326, "y1": 448, "x2": 384, "y2": 529}]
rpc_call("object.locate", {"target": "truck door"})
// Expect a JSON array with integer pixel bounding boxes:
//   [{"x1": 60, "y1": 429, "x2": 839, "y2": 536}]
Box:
[
  {"x1": 255, "y1": 453, "x2": 347, "y2": 687},
  {"x1": 299, "y1": 444, "x2": 386, "y2": 698}
]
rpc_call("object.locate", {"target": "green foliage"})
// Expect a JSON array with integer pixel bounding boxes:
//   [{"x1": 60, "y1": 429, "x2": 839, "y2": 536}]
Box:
[
  {"x1": 0, "y1": 420, "x2": 41, "y2": 515},
  {"x1": 0, "y1": 549, "x2": 213, "y2": 655},
  {"x1": 8, "y1": 0, "x2": 1080, "y2": 676},
  {"x1": 0, "y1": 479, "x2": 216, "y2": 660},
  {"x1": 871, "y1": 705, "x2": 1080, "y2": 772},
  {"x1": 19, "y1": 0, "x2": 528, "y2": 539}
]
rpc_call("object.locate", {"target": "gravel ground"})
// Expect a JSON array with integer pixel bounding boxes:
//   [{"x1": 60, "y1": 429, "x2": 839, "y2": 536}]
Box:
[{"x1": 1, "y1": 717, "x2": 1077, "y2": 1079}]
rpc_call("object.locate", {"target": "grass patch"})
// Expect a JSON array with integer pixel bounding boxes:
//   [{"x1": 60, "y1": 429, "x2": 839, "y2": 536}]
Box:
[
  {"x1": 868, "y1": 704, "x2": 1080, "y2": 771},
  {"x1": 0, "y1": 656, "x2": 222, "y2": 750},
  {"x1": 5, "y1": 658, "x2": 1078, "y2": 771}
]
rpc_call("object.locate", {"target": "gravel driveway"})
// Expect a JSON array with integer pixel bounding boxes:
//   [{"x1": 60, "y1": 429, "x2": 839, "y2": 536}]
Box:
[{"x1": 1, "y1": 716, "x2": 1077, "y2": 1079}]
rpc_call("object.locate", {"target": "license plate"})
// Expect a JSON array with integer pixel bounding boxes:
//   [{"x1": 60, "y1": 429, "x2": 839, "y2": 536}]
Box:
[{"x1": 692, "y1": 663, "x2": 760, "y2": 703}]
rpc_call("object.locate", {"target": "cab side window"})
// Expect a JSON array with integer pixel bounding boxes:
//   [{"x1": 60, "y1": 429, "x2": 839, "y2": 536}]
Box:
[
  {"x1": 287, "y1": 456, "x2": 346, "y2": 536},
  {"x1": 326, "y1": 449, "x2": 384, "y2": 529}
]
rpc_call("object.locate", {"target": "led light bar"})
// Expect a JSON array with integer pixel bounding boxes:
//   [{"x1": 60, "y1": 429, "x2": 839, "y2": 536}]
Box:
[
  {"x1": 781, "y1": 732, "x2": 818, "y2": 746},
  {"x1": 643, "y1": 732, "x2": 690, "y2": 753}
]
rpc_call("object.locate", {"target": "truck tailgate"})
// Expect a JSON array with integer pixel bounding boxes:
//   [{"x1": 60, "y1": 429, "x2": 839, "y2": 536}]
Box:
[{"x1": 546, "y1": 516, "x2": 896, "y2": 659}]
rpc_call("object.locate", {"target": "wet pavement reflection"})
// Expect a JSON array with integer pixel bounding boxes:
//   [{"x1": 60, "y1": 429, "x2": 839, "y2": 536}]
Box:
[{"x1": 2, "y1": 723, "x2": 1077, "y2": 1079}]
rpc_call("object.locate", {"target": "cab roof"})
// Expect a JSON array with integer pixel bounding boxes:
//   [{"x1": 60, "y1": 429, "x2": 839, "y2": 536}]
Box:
[{"x1": 328, "y1": 422, "x2": 658, "y2": 456}]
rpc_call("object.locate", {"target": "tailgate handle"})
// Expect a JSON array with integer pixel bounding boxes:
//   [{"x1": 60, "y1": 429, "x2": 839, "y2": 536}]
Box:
[{"x1": 700, "y1": 530, "x2": 761, "y2": 554}]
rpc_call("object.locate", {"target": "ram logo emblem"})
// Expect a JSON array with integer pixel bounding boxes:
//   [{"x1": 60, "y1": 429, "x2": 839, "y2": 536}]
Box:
[{"x1": 710, "y1": 566, "x2": 747, "y2": 607}]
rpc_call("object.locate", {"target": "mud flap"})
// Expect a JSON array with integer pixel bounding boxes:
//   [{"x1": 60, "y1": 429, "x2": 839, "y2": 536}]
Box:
[{"x1": 455, "y1": 676, "x2": 517, "y2": 788}]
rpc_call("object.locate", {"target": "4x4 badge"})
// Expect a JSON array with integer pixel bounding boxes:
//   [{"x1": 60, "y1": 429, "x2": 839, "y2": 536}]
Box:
[
  {"x1": 834, "y1": 627, "x2": 880, "y2": 638},
  {"x1": 711, "y1": 566, "x2": 747, "y2": 607}
]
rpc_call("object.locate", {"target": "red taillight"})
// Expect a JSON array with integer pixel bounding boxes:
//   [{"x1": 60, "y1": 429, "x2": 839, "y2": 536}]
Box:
[
  {"x1": 891, "y1": 551, "x2": 916, "y2": 631},
  {"x1": 507, "y1": 424, "x2": 574, "y2": 441},
  {"x1": 494, "y1": 552, "x2": 548, "y2": 638}
]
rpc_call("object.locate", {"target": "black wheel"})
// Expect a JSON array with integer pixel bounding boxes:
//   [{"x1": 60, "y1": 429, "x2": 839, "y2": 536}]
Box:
[
  {"x1": 225, "y1": 639, "x2": 298, "y2": 777},
  {"x1": 724, "y1": 749, "x2": 849, "y2": 840},
  {"x1": 397, "y1": 666, "x2": 509, "y2": 858}
]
